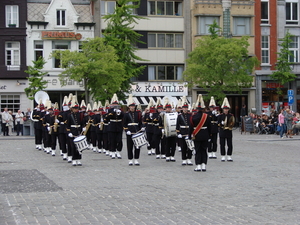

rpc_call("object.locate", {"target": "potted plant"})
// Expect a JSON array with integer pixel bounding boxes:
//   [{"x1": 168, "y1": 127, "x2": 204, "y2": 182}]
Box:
[{"x1": 8, "y1": 24, "x2": 16, "y2": 28}]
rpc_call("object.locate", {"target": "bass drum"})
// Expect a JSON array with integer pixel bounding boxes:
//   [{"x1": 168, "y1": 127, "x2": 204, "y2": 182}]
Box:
[{"x1": 164, "y1": 113, "x2": 178, "y2": 137}]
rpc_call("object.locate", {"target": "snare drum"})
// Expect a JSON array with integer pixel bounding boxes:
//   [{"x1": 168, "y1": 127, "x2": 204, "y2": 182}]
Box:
[
  {"x1": 132, "y1": 132, "x2": 148, "y2": 148},
  {"x1": 164, "y1": 113, "x2": 178, "y2": 137},
  {"x1": 74, "y1": 135, "x2": 89, "y2": 153}
]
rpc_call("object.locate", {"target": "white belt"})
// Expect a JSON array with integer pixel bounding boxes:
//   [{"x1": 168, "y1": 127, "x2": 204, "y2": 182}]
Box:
[
  {"x1": 110, "y1": 119, "x2": 122, "y2": 122},
  {"x1": 128, "y1": 123, "x2": 138, "y2": 126},
  {"x1": 194, "y1": 127, "x2": 207, "y2": 129},
  {"x1": 180, "y1": 126, "x2": 189, "y2": 128},
  {"x1": 32, "y1": 119, "x2": 39, "y2": 122},
  {"x1": 211, "y1": 121, "x2": 217, "y2": 124},
  {"x1": 147, "y1": 122, "x2": 154, "y2": 125},
  {"x1": 71, "y1": 125, "x2": 81, "y2": 128},
  {"x1": 60, "y1": 122, "x2": 65, "y2": 125}
]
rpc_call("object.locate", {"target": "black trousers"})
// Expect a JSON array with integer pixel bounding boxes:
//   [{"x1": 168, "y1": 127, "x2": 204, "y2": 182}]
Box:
[
  {"x1": 126, "y1": 135, "x2": 140, "y2": 159},
  {"x1": 103, "y1": 132, "x2": 109, "y2": 150},
  {"x1": 153, "y1": 134, "x2": 162, "y2": 155},
  {"x1": 97, "y1": 132, "x2": 103, "y2": 149},
  {"x1": 109, "y1": 131, "x2": 123, "y2": 152},
  {"x1": 165, "y1": 136, "x2": 176, "y2": 157},
  {"x1": 91, "y1": 131, "x2": 97, "y2": 147},
  {"x1": 179, "y1": 138, "x2": 192, "y2": 160},
  {"x1": 220, "y1": 137, "x2": 233, "y2": 156},
  {"x1": 194, "y1": 140, "x2": 208, "y2": 165},
  {"x1": 16, "y1": 122, "x2": 23, "y2": 135},
  {"x1": 51, "y1": 132, "x2": 59, "y2": 150},
  {"x1": 207, "y1": 132, "x2": 218, "y2": 153},
  {"x1": 146, "y1": 132, "x2": 154, "y2": 150},
  {"x1": 2, "y1": 123, "x2": 8, "y2": 136},
  {"x1": 34, "y1": 128, "x2": 42, "y2": 145},
  {"x1": 67, "y1": 136, "x2": 72, "y2": 157},
  {"x1": 69, "y1": 137, "x2": 81, "y2": 160},
  {"x1": 59, "y1": 133, "x2": 68, "y2": 154}
]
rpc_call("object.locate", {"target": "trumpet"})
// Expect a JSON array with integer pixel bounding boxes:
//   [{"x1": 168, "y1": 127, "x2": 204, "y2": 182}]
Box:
[{"x1": 54, "y1": 115, "x2": 58, "y2": 132}]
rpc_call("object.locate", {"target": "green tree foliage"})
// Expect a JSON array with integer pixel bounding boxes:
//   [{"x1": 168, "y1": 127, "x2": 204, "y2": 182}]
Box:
[
  {"x1": 103, "y1": 0, "x2": 146, "y2": 100},
  {"x1": 52, "y1": 37, "x2": 125, "y2": 102},
  {"x1": 270, "y1": 31, "x2": 296, "y2": 95},
  {"x1": 24, "y1": 57, "x2": 48, "y2": 100},
  {"x1": 184, "y1": 35, "x2": 259, "y2": 103}
]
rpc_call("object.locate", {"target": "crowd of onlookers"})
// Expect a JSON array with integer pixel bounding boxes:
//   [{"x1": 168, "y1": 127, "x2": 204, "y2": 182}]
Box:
[
  {"x1": 0, "y1": 108, "x2": 32, "y2": 136},
  {"x1": 247, "y1": 108, "x2": 300, "y2": 138}
]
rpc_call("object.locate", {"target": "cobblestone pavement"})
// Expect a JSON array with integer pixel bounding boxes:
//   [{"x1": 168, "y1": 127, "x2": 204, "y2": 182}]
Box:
[{"x1": 0, "y1": 130, "x2": 299, "y2": 225}]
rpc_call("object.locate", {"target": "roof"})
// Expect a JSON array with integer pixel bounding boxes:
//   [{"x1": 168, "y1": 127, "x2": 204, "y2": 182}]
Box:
[{"x1": 27, "y1": 0, "x2": 90, "y2": 5}]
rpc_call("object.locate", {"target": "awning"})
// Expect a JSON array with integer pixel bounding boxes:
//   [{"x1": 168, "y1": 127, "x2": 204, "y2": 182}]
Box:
[{"x1": 121, "y1": 96, "x2": 190, "y2": 106}]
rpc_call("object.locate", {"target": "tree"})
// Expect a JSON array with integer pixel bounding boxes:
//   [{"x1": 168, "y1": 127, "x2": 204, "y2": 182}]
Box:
[
  {"x1": 103, "y1": 0, "x2": 146, "y2": 100},
  {"x1": 52, "y1": 37, "x2": 125, "y2": 102},
  {"x1": 270, "y1": 31, "x2": 296, "y2": 96},
  {"x1": 24, "y1": 57, "x2": 48, "y2": 100},
  {"x1": 183, "y1": 34, "x2": 259, "y2": 104}
]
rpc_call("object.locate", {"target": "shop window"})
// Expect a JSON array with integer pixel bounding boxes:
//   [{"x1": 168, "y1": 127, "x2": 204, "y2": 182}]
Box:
[
  {"x1": 197, "y1": 16, "x2": 220, "y2": 35},
  {"x1": 286, "y1": 1, "x2": 298, "y2": 25},
  {"x1": 261, "y1": 36, "x2": 269, "y2": 64},
  {"x1": 0, "y1": 95, "x2": 20, "y2": 112},
  {"x1": 147, "y1": 1, "x2": 183, "y2": 16},
  {"x1": 5, "y1": 5, "x2": 19, "y2": 28},
  {"x1": 233, "y1": 17, "x2": 251, "y2": 36},
  {"x1": 56, "y1": 9, "x2": 66, "y2": 26},
  {"x1": 52, "y1": 41, "x2": 70, "y2": 68},
  {"x1": 289, "y1": 36, "x2": 299, "y2": 63},
  {"x1": 5, "y1": 42, "x2": 20, "y2": 71},
  {"x1": 101, "y1": 1, "x2": 116, "y2": 15},
  {"x1": 148, "y1": 33, "x2": 183, "y2": 48},
  {"x1": 148, "y1": 65, "x2": 183, "y2": 80},
  {"x1": 34, "y1": 41, "x2": 43, "y2": 61},
  {"x1": 261, "y1": 0, "x2": 269, "y2": 24}
]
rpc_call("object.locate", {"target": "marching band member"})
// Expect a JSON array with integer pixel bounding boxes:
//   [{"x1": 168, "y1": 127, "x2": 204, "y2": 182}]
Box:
[
  {"x1": 218, "y1": 97, "x2": 235, "y2": 162},
  {"x1": 49, "y1": 103, "x2": 60, "y2": 156},
  {"x1": 58, "y1": 96, "x2": 70, "y2": 160},
  {"x1": 152, "y1": 98, "x2": 165, "y2": 159},
  {"x1": 90, "y1": 102, "x2": 98, "y2": 152},
  {"x1": 123, "y1": 94, "x2": 143, "y2": 166},
  {"x1": 82, "y1": 103, "x2": 93, "y2": 150},
  {"x1": 161, "y1": 97, "x2": 177, "y2": 162},
  {"x1": 42, "y1": 100, "x2": 52, "y2": 154},
  {"x1": 66, "y1": 96, "x2": 83, "y2": 166},
  {"x1": 32, "y1": 102, "x2": 43, "y2": 150},
  {"x1": 176, "y1": 96, "x2": 193, "y2": 166},
  {"x1": 189, "y1": 94, "x2": 211, "y2": 172},
  {"x1": 143, "y1": 99, "x2": 155, "y2": 156},
  {"x1": 103, "y1": 100, "x2": 110, "y2": 156},
  {"x1": 175, "y1": 99, "x2": 182, "y2": 152},
  {"x1": 106, "y1": 94, "x2": 124, "y2": 159},
  {"x1": 94, "y1": 101, "x2": 105, "y2": 153},
  {"x1": 207, "y1": 97, "x2": 219, "y2": 159}
]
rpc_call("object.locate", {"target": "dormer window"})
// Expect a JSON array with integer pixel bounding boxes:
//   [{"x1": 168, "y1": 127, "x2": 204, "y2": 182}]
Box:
[{"x1": 57, "y1": 9, "x2": 66, "y2": 26}]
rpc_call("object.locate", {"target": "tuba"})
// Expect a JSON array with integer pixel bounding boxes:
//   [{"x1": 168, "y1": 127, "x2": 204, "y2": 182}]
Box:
[{"x1": 34, "y1": 91, "x2": 49, "y2": 106}]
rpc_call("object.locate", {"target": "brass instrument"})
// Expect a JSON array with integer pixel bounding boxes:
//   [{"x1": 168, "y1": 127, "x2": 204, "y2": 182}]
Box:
[
  {"x1": 54, "y1": 115, "x2": 58, "y2": 132},
  {"x1": 83, "y1": 119, "x2": 92, "y2": 136},
  {"x1": 224, "y1": 115, "x2": 235, "y2": 130},
  {"x1": 99, "y1": 122, "x2": 104, "y2": 131}
]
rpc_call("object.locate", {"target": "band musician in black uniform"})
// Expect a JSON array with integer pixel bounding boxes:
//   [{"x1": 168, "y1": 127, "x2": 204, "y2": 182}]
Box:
[
  {"x1": 94, "y1": 102, "x2": 105, "y2": 153},
  {"x1": 143, "y1": 99, "x2": 155, "y2": 156},
  {"x1": 58, "y1": 96, "x2": 70, "y2": 161},
  {"x1": 218, "y1": 97, "x2": 235, "y2": 162},
  {"x1": 207, "y1": 96, "x2": 219, "y2": 159},
  {"x1": 66, "y1": 97, "x2": 83, "y2": 166},
  {"x1": 123, "y1": 95, "x2": 144, "y2": 166},
  {"x1": 188, "y1": 94, "x2": 211, "y2": 172},
  {"x1": 176, "y1": 97, "x2": 193, "y2": 166},
  {"x1": 152, "y1": 98, "x2": 165, "y2": 159},
  {"x1": 32, "y1": 103, "x2": 44, "y2": 150}
]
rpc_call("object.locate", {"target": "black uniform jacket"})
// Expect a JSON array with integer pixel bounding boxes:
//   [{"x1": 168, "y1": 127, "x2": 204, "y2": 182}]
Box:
[
  {"x1": 189, "y1": 111, "x2": 211, "y2": 141},
  {"x1": 123, "y1": 110, "x2": 142, "y2": 135}
]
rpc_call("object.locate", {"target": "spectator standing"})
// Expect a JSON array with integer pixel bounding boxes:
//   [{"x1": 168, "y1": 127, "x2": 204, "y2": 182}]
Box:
[
  {"x1": 15, "y1": 110, "x2": 24, "y2": 136},
  {"x1": 1, "y1": 108, "x2": 11, "y2": 136},
  {"x1": 285, "y1": 109, "x2": 293, "y2": 138},
  {"x1": 278, "y1": 109, "x2": 286, "y2": 138},
  {"x1": 24, "y1": 108, "x2": 32, "y2": 121},
  {"x1": 8, "y1": 111, "x2": 14, "y2": 135}
]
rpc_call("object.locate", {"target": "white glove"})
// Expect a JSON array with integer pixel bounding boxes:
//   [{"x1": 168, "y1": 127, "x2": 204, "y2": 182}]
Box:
[
  {"x1": 178, "y1": 134, "x2": 182, "y2": 138},
  {"x1": 116, "y1": 109, "x2": 121, "y2": 115},
  {"x1": 126, "y1": 131, "x2": 131, "y2": 135},
  {"x1": 221, "y1": 121, "x2": 225, "y2": 125},
  {"x1": 161, "y1": 129, "x2": 165, "y2": 134},
  {"x1": 208, "y1": 139, "x2": 211, "y2": 142},
  {"x1": 99, "y1": 124, "x2": 101, "y2": 128},
  {"x1": 185, "y1": 136, "x2": 189, "y2": 140},
  {"x1": 68, "y1": 133, "x2": 73, "y2": 138},
  {"x1": 141, "y1": 127, "x2": 145, "y2": 132},
  {"x1": 47, "y1": 127, "x2": 51, "y2": 131},
  {"x1": 149, "y1": 113, "x2": 153, "y2": 119},
  {"x1": 82, "y1": 127, "x2": 86, "y2": 131},
  {"x1": 55, "y1": 119, "x2": 60, "y2": 123}
]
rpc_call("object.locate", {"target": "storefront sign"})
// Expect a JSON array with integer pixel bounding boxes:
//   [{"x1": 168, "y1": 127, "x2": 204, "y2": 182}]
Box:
[
  {"x1": 265, "y1": 82, "x2": 284, "y2": 89},
  {"x1": 131, "y1": 82, "x2": 188, "y2": 96},
  {"x1": 41, "y1": 31, "x2": 82, "y2": 40},
  {"x1": 44, "y1": 78, "x2": 84, "y2": 90}
]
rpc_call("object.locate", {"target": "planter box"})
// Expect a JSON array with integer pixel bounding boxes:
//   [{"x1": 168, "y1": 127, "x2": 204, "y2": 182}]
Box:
[{"x1": 8, "y1": 24, "x2": 16, "y2": 28}]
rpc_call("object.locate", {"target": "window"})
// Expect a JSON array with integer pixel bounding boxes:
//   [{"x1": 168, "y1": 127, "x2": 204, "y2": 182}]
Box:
[
  {"x1": 289, "y1": 36, "x2": 299, "y2": 63},
  {"x1": 5, "y1": 5, "x2": 19, "y2": 28},
  {"x1": 127, "y1": 1, "x2": 138, "y2": 15},
  {"x1": 147, "y1": 1, "x2": 183, "y2": 16},
  {"x1": 261, "y1": 1, "x2": 269, "y2": 24},
  {"x1": 56, "y1": 9, "x2": 66, "y2": 26},
  {"x1": 233, "y1": 17, "x2": 251, "y2": 35},
  {"x1": 286, "y1": 1, "x2": 298, "y2": 24},
  {"x1": 5, "y1": 42, "x2": 20, "y2": 70},
  {"x1": 0, "y1": 95, "x2": 20, "y2": 112},
  {"x1": 261, "y1": 36, "x2": 269, "y2": 64},
  {"x1": 148, "y1": 65, "x2": 183, "y2": 80},
  {"x1": 34, "y1": 41, "x2": 43, "y2": 61},
  {"x1": 52, "y1": 41, "x2": 70, "y2": 68},
  {"x1": 197, "y1": 16, "x2": 219, "y2": 35},
  {"x1": 148, "y1": 33, "x2": 183, "y2": 48},
  {"x1": 101, "y1": 1, "x2": 116, "y2": 15}
]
